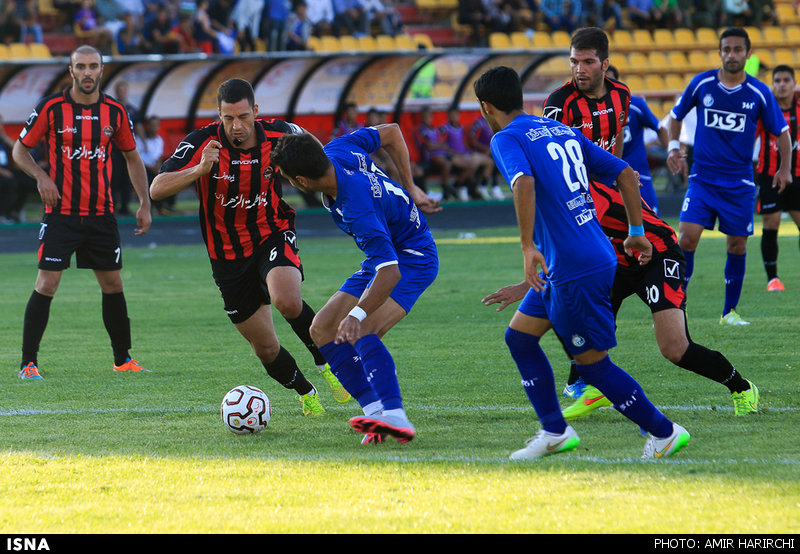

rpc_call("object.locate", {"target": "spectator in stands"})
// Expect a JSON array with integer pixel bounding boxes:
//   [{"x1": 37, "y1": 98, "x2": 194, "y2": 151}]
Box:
[
  {"x1": 261, "y1": 0, "x2": 290, "y2": 51},
  {"x1": 749, "y1": 0, "x2": 777, "y2": 25},
  {"x1": 540, "y1": 0, "x2": 582, "y2": 33},
  {"x1": 359, "y1": 0, "x2": 403, "y2": 36},
  {"x1": 652, "y1": 0, "x2": 687, "y2": 28},
  {"x1": 117, "y1": 0, "x2": 145, "y2": 25},
  {"x1": 137, "y1": 116, "x2": 172, "y2": 215},
  {"x1": 457, "y1": 0, "x2": 492, "y2": 46},
  {"x1": 74, "y1": 0, "x2": 115, "y2": 52},
  {"x1": 117, "y1": 10, "x2": 150, "y2": 54},
  {"x1": 306, "y1": 0, "x2": 334, "y2": 36},
  {"x1": 688, "y1": 0, "x2": 722, "y2": 28},
  {"x1": 171, "y1": 11, "x2": 201, "y2": 52},
  {"x1": 468, "y1": 113, "x2": 504, "y2": 200},
  {"x1": 440, "y1": 106, "x2": 493, "y2": 200},
  {"x1": 286, "y1": 0, "x2": 312, "y2": 50},
  {"x1": 332, "y1": 101, "x2": 362, "y2": 139},
  {"x1": 332, "y1": 0, "x2": 367, "y2": 36},
  {"x1": 15, "y1": 0, "x2": 43, "y2": 43},
  {"x1": 95, "y1": 0, "x2": 128, "y2": 40},
  {"x1": 144, "y1": 3, "x2": 181, "y2": 53},
  {"x1": 109, "y1": 80, "x2": 142, "y2": 215},
  {"x1": 416, "y1": 106, "x2": 481, "y2": 201},
  {"x1": 721, "y1": 0, "x2": 752, "y2": 25},
  {"x1": 193, "y1": 0, "x2": 224, "y2": 52},
  {"x1": 0, "y1": 0, "x2": 23, "y2": 43},
  {"x1": 231, "y1": 0, "x2": 263, "y2": 51},
  {"x1": 584, "y1": 0, "x2": 625, "y2": 29},
  {"x1": 627, "y1": 0, "x2": 661, "y2": 28}
]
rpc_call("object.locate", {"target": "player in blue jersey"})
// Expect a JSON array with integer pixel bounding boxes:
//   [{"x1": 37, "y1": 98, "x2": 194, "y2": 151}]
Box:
[
  {"x1": 270, "y1": 124, "x2": 440, "y2": 444},
  {"x1": 474, "y1": 65, "x2": 690, "y2": 461},
  {"x1": 607, "y1": 65, "x2": 668, "y2": 215},
  {"x1": 667, "y1": 27, "x2": 792, "y2": 326}
]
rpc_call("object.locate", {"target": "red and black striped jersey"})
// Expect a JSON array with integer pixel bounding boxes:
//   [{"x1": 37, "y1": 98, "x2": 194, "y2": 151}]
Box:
[
  {"x1": 18, "y1": 88, "x2": 137, "y2": 216},
  {"x1": 590, "y1": 180, "x2": 677, "y2": 267},
  {"x1": 756, "y1": 94, "x2": 800, "y2": 179},
  {"x1": 543, "y1": 77, "x2": 630, "y2": 156},
  {"x1": 160, "y1": 119, "x2": 301, "y2": 261}
]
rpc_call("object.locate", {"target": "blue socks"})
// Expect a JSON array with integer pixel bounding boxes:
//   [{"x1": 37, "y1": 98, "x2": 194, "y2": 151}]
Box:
[
  {"x1": 724, "y1": 252, "x2": 746, "y2": 316},
  {"x1": 505, "y1": 327, "x2": 674, "y2": 439},
  {"x1": 505, "y1": 328, "x2": 567, "y2": 435},
  {"x1": 577, "y1": 356, "x2": 673, "y2": 438},
  {"x1": 319, "y1": 334, "x2": 403, "y2": 412}
]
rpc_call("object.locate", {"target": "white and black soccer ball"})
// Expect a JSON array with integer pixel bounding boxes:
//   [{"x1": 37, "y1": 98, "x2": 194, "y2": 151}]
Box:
[{"x1": 220, "y1": 385, "x2": 271, "y2": 434}]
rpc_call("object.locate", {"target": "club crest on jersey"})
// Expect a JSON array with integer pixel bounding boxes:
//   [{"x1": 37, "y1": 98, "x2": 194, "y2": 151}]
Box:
[
  {"x1": 103, "y1": 125, "x2": 114, "y2": 137},
  {"x1": 703, "y1": 94, "x2": 714, "y2": 107},
  {"x1": 571, "y1": 335, "x2": 586, "y2": 348},
  {"x1": 263, "y1": 166, "x2": 273, "y2": 180}
]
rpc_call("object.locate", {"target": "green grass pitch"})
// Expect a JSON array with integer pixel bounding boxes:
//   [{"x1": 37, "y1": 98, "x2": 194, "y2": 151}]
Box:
[{"x1": 0, "y1": 220, "x2": 798, "y2": 533}]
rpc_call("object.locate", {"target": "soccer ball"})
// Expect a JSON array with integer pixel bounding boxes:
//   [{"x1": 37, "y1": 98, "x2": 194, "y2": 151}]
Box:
[{"x1": 220, "y1": 385, "x2": 271, "y2": 434}]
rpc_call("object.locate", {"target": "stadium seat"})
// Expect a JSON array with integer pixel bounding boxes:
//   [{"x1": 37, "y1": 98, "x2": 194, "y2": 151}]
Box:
[
  {"x1": 537, "y1": 56, "x2": 569, "y2": 76},
  {"x1": 358, "y1": 35, "x2": 377, "y2": 51},
  {"x1": 772, "y1": 48, "x2": 796, "y2": 65},
  {"x1": 663, "y1": 73, "x2": 685, "y2": 91},
  {"x1": 27, "y1": 43, "x2": 52, "y2": 58},
  {"x1": 338, "y1": 35, "x2": 359, "y2": 50},
  {"x1": 0, "y1": 44, "x2": 8, "y2": 60},
  {"x1": 666, "y1": 51, "x2": 689, "y2": 72},
  {"x1": 762, "y1": 26, "x2": 784, "y2": 46},
  {"x1": 530, "y1": 32, "x2": 552, "y2": 48},
  {"x1": 744, "y1": 26, "x2": 763, "y2": 46},
  {"x1": 632, "y1": 29, "x2": 654, "y2": 50},
  {"x1": 652, "y1": 28, "x2": 675, "y2": 49},
  {"x1": 673, "y1": 28, "x2": 695, "y2": 47},
  {"x1": 394, "y1": 34, "x2": 417, "y2": 50},
  {"x1": 777, "y1": 4, "x2": 800, "y2": 24},
  {"x1": 623, "y1": 74, "x2": 645, "y2": 92},
  {"x1": 489, "y1": 32, "x2": 511, "y2": 49},
  {"x1": 413, "y1": 33, "x2": 434, "y2": 50},
  {"x1": 687, "y1": 50, "x2": 713, "y2": 72},
  {"x1": 551, "y1": 31, "x2": 570, "y2": 48},
  {"x1": 694, "y1": 27, "x2": 718, "y2": 48},
  {"x1": 647, "y1": 51, "x2": 669, "y2": 71},
  {"x1": 319, "y1": 35, "x2": 341, "y2": 52},
  {"x1": 8, "y1": 43, "x2": 28, "y2": 58},
  {"x1": 612, "y1": 30, "x2": 633, "y2": 51},
  {"x1": 643, "y1": 74, "x2": 665, "y2": 91},
  {"x1": 784, "y1": 25, "x2": 800, "y2": 44},
  {"x1": 306, "y1": 36, "x2": 322, "y2": 51},
  {"x1": 510, "y1": 31, "x2": 531, "y2": 48},
  {"x1": 625, "y1": 51, "x2": 649, "y2": 72},
  {"x1": 375, "y1": 35, "x2": 395, "y2": 50}
]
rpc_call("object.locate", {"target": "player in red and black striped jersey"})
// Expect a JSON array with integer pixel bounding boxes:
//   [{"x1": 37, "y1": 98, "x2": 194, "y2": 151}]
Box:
[
  {"x1": 536, "y1": 27, "x2": 757, "y2": 417},
  {"x1": 151, "y1": 78, "x2": 350, "y2": 413},
  {"x1": 755, "y1": 65, "x2": 800, "y2": 292},
  {"x1": 12, "y1": 45, "x2": 152, "y2": 380}
]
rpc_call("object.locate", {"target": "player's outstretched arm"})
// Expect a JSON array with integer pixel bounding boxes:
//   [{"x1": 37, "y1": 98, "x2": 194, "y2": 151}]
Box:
[
  {"x1": 150, "y1": 140, "x2": 221, "y2": 201},
  {"x1": 375, "y1": 123, "x2": 441, "y2": 214}
]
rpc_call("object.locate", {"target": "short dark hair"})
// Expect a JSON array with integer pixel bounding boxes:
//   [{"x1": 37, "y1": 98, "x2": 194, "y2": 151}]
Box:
[
  {"x1": 773, "y1": 64, "x2": 795, "y2": 79},
  {"x1": 719, "y1": 27, "x2": 751, "y2": 52},
  {"x1": 473, "y1": 66, "x2": 523, "y2": 114},
  {"x1": 217, "y1": 78, "x2": 255, "y2": 108},
  {"x1": 570, "y1": 27, "x2": 609, "y2": 61},
  {"x1": 270, "y1": 133, "x2": 331, "y2": 180}
]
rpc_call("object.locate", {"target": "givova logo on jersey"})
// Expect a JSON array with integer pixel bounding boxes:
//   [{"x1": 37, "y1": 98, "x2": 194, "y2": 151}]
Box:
[{"x1": 704, "y1": 108, "x2": 746, "y2": 132}]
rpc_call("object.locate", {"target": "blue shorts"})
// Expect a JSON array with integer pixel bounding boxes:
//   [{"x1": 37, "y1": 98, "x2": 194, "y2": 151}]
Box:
[
  {"x1": 680, "y1": 174, "x2": 757, "y2": 237},
  {"x1": 518, "y1": 265, "x2": 618, "y2": 355},
  {"x1": 340, "y1": 243, "x2": 438, "y2": 313}
]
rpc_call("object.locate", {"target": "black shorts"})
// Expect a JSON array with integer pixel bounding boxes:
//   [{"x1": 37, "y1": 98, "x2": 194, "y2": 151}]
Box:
[
  {"x1": 757, "y1": 175, "x2": 800, "y2": 214},
  {"x1": 611, "y1": 244, "x2": 687, "y2": 315},
  {"x1": 37, "y1": 213, "x2": 122, "y2": 271},
  {"x1": 210, "y1": 230, "x2": 303, "y2": 324}
]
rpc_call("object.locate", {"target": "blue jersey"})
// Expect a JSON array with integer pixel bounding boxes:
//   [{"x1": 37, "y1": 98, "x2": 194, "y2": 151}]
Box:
[
  {"x1": 623, "y1": 96, "x2": 660, "y2": 182},
  {"x1": 322, "y1": 127, "x2": 435, "y2": 272},
  {"x1": 490, "y1": 114, "x2": 628, "y2": 284},
  {"x1": 671, "y1": 70, "x2": 788, "y2": 180}
]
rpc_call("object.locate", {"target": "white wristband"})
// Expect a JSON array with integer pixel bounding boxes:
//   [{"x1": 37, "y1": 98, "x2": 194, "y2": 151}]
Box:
[
  {"x1": 348, "y1": 306, "x2": 367, "y2": 322},
  {"x1": 668, "y1": 140, "x2": 681, "y2": 152}
]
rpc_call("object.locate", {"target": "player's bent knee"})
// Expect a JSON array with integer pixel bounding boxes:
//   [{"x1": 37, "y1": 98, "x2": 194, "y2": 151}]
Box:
[{"x1": 251, "y1": 341, "x2": 281, "y2": 363}]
